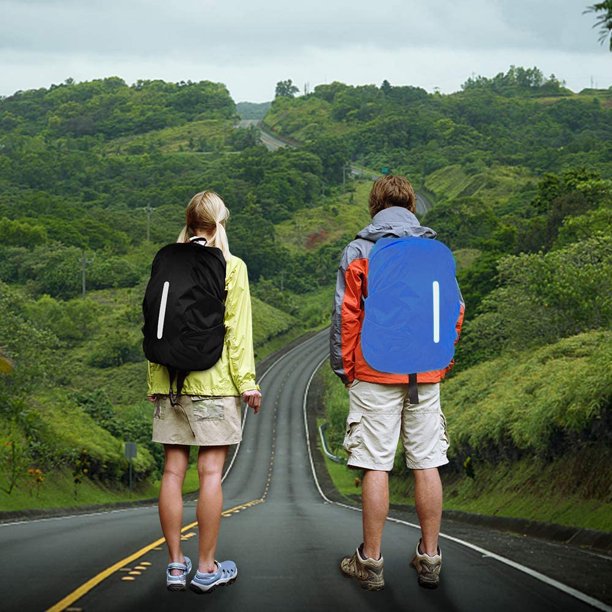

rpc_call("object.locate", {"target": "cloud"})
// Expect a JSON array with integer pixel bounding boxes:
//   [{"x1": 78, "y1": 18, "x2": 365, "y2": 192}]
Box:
[
  {"x1": 0, "y1": 0, "x2": 609, "y2": 99},
  {"x1": 0, "y1": 0, "x2": 601, "y2": 58}
]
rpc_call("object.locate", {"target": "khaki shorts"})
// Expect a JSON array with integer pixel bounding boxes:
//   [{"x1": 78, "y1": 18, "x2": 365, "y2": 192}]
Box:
[
  {"x1": 152, "y1": 395, "x2": 242, "y2": 446},
  {"x1": 343, "y1": 380, "x2": 449, "y2": 471}
]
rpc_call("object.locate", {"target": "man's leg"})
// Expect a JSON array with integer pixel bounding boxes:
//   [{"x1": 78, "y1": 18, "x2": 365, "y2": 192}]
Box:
[
  {"x1": 196, "y1": 445, "x2": 228, "y2": 573},
  {"x1": 413, "y1": 467, "x2": 443, "y2": 555},
  {"x1": 362, "y1": 469, "x2": 389, "y2": 560},
  {"x1": 340, "y1": 380, "x2": 402, "y2": 590},
  {"x1": 340, "y1": 465, "x2": 386, "y2": 590},
  {"x1": 159, "y1": 444, "x2": 190, "y2": 571}
]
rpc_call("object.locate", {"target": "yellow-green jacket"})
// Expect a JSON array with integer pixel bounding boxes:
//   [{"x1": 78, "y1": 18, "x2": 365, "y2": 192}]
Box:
[{"x1": 147, "y1": 255, "x2": 259, "y2": 397}]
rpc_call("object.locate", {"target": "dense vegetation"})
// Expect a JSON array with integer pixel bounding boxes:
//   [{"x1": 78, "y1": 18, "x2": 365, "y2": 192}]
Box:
[
  {"x1": 236, "y1": 101, "x2": 271, "y2": 120},
  {"x1": 274, "y1": 68, "x2": 611, "y2": 527},
  {"x1": 1, "y1": 69, "x2": 610, "y2": 525},
  {"x1": 0, "y1": 78, "x2": 335, "y2": 505}
]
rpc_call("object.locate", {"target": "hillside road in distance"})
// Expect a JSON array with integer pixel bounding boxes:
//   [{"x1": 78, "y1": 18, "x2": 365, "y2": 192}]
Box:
[{"x1": 236, "y1": 119, "x2": 433, "y2": 213}]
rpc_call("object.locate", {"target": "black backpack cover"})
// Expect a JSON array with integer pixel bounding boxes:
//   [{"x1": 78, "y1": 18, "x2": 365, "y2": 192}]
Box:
[{"x1": 142, "y1": 240, "x2": 226, "y2": 400}]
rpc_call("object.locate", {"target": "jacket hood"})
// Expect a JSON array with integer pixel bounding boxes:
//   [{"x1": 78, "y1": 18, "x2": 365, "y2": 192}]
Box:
[{"x1": 356, "y1": 207, "x2": 436, "y2": 242}]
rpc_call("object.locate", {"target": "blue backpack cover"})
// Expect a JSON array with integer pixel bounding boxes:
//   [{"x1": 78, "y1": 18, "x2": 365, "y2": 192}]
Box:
[{"x1": 362, "y1": 236, "x2": 461, "y2": 374}]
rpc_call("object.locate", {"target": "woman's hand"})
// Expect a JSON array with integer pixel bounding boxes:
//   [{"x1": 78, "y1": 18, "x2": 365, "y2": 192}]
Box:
[{"x1": 242, "y1": 389, "x2": 262, "y2": 413}]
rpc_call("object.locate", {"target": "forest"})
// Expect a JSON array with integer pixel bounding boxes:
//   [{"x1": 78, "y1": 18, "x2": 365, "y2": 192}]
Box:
[
  {"x1": 265, "y1": 67, "x2": 611, "y2": 528},
  {"x1": 0, "y1": 70, "x2": 610, "y2": 526}
]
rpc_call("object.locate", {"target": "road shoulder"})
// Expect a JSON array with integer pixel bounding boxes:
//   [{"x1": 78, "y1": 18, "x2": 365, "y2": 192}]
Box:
[{"x1": 306, "y1": 367, "x2": 612, "y2": 606}]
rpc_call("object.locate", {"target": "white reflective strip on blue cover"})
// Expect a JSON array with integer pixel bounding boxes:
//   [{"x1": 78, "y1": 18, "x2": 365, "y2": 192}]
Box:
[{"x1": 433, "y1": 281, "x2": 440, "y2": 343}]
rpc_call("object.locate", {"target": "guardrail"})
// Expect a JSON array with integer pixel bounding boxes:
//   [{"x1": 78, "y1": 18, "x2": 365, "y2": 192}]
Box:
[
  {"x1": 259, "y1": 122, "x2": 302, "y2": 148},
  {"x1": 318, "y1": 422, "x2": 345, "y2": 464}
]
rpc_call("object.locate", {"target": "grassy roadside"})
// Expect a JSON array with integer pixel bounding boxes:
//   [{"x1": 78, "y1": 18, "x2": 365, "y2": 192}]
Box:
[
  {"x1": 0, "y1": 464, "x2": 200, "y2": 514},
  {"x1": 322, "y1": 433, "x2": 612, "y2": 533},
  {"x1": 318, "y1": 354, "x2": 612, "y2": 533},
  {"x1": 0, "y1": 318, "x2": 320, "y2": 516},
  {"x1": 0, "y1": 281, "x2": 302, "y2": 516}
]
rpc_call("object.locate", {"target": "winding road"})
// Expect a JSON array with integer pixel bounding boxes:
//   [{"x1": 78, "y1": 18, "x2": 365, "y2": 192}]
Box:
[
  {"x1": 237, "y1": 120, "x2": 432, "y2": 214},
  {"x1": 0, "y1": 331, "x2": 609, "y2": 611}
]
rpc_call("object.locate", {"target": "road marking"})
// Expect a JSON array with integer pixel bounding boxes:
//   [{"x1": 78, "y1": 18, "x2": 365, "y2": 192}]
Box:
[
  {"x1": 222, "y1": 331, "x2": 323, "y2": 485},
  {"x1": 303, "y1": 355, "x2": 332, "y2": 502},
  {"x1": 47, "y1": 499, "x2": 263, "y2": 612},
  {"x1": 302, "y1": 353, "x2": 612, "y2": 612},
  {"x1": 0, "y1": 505, "x2": 159, "y2": 528},
  {"x1": 3, "y1": 333, "x2": 326, "y2": 532}
]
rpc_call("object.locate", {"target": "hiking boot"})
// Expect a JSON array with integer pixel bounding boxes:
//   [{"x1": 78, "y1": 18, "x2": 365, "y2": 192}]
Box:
[
  {"x1": 411, "y1": 541, "x2": 441, "y2": 589},
  {"x1": 340, "y1": 545, "x2": 384, "y2": 591}
]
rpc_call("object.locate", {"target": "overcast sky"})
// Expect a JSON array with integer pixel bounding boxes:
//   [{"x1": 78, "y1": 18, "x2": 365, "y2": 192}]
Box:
[{"x1": 0, "y1": 0, "x2": 609, "y2": 102}]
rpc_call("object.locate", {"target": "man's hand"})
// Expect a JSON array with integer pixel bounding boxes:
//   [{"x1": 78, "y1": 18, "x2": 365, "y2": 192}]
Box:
[{"x1": 242, "y1": 390, "x2": 262, "y2": 413}]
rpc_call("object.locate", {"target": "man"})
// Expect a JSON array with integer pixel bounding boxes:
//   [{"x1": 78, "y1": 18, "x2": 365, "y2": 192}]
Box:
[{"x1": 330, "y1": 175, "x2": 464, "y2": 591}]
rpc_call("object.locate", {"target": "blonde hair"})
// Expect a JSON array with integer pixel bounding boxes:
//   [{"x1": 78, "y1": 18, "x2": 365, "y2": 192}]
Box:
[{"x1": 177, "y1": 191, "x2": 231, "y2": 260}]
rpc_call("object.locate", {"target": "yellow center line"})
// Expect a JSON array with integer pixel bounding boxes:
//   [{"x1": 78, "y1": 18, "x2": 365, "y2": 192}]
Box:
[{"x1": 47, "y1": 499, "x2": 264, "y2": 612}]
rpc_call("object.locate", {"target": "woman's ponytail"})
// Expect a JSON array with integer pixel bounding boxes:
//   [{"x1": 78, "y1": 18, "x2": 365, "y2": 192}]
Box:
[
  {"x1": 178, "y1": 191, "x2": 231, "y2": 260},
  {"x1": 177, "y1": 225, "x2": 190, "y2": 243},
  {"x1": 213, "y1": 220, "x2": 231, "y2": 261}
]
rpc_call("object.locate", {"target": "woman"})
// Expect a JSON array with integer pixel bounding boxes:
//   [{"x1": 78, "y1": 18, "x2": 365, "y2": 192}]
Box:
[{"x1": 147, "y1": 190, "x2": 261, "y2": 593}]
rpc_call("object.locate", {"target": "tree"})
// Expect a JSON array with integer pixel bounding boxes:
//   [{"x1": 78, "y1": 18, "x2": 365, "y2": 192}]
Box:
[
  {"x1": 275, "y1": 79, "x2": 299, "y2": 98},
  {"x1": 585, "y1": 1, "x2": 612, "y2": 50},
  {"x1": 457, "y1": 234, "x2": 612, "y2": 367}
]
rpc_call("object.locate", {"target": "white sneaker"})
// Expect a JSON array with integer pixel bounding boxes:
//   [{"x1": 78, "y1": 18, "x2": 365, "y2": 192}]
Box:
[{"x1": 166, "y1": 556, "x2": 192, "y2": 591}]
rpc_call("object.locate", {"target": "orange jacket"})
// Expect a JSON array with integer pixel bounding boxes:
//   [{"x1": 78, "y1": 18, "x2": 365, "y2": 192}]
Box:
[{"x1": 330, "y1": 207, "x2": 465, "y2": 386}]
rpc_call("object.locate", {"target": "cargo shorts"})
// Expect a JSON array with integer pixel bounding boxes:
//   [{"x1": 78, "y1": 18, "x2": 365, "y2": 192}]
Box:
[
  {"x1": 343, "y1": 380, "x2": 449, "y2": 471},
  {"x1": 152, "y1": 395, "x2": 242, "y2": 446}
]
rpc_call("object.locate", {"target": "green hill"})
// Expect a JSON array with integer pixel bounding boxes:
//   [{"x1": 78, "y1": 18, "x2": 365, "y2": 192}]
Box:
[
  {"x1": 0, "y1": 78, "x2": 322, "y2": 511},
  {"x1": 1, "y1": 70, "x2": 610, "y2": 524},
  {"x1": 236, "y1": 101, "x2": 271, "y2": 120},
  {"x1": 261, "y1": 69, "x2": 611, "y2": 531}
]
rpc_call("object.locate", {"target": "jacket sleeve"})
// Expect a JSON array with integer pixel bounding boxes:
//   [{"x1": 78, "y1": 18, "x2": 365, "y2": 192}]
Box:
[
  {"x1": 443, "y1": 280, "x2": 466, "y2": 376},
  {"x1": 456, "y1": 283, "x2": 465, "y2": 339},
  {"x1": 330, "y1": 245, "x2": 365, "y2": 386},
  {"x1": 225, "y1": 258, "x2": 259, "y2": 394}
]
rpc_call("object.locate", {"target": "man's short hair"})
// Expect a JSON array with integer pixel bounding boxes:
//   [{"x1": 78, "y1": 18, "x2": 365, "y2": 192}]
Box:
[{"x1": 368, "y1": 175, "x2": 416, "y2": 217}]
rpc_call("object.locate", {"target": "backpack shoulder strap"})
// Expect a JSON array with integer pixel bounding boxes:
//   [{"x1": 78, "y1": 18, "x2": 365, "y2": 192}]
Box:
[
  {"x1": 408, "y1": 373, "x2": 419, "y2": 405},
  {"x1": 167, "y1": 367, "x2": 189, "y2": 406}
]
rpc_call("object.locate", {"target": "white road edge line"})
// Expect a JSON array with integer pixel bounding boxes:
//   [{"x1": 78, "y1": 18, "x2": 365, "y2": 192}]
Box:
[
  {"x1": 0, "y1": 331, "x2": 326, "y2": 529},
  {"x1": 222, "y1": 330, "x2": 325, "y2": 484},
  {"x1": 302, "y1": 356, "x2": 611, "y2": 612}
]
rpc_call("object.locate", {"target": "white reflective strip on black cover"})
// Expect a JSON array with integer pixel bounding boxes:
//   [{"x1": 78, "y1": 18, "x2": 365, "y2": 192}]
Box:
[{"x1": 157, "y1": 281, "x2": 170, "y2": 339}]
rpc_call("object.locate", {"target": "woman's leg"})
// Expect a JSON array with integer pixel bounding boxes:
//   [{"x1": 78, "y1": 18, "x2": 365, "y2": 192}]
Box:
[
  {"x1": 159, "y1": 444, "x2": 190, "y2": 570},
  {"x1": 196, "y1": 445, "x2": 229, "y2": 573}
]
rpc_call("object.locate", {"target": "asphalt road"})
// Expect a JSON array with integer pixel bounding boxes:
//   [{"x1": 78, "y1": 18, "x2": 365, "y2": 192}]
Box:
[{"x1": 0, "y1": 331, "x2": 608, "y2": 611}]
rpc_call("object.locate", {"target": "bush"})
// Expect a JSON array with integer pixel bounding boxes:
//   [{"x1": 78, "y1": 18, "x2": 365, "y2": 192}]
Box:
[
  {"x1": 89, "y1": 333, "x2": 142, "y2": 368},
  {"x1": 444, "y1": 331, "x2": 611, "y2": 460},
  {"x1": 25, "y1": 295, "x2": 101, "y2": 344},
  {"x1": 459, "y1": 235, "x2": 611, "y2": 366}
]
